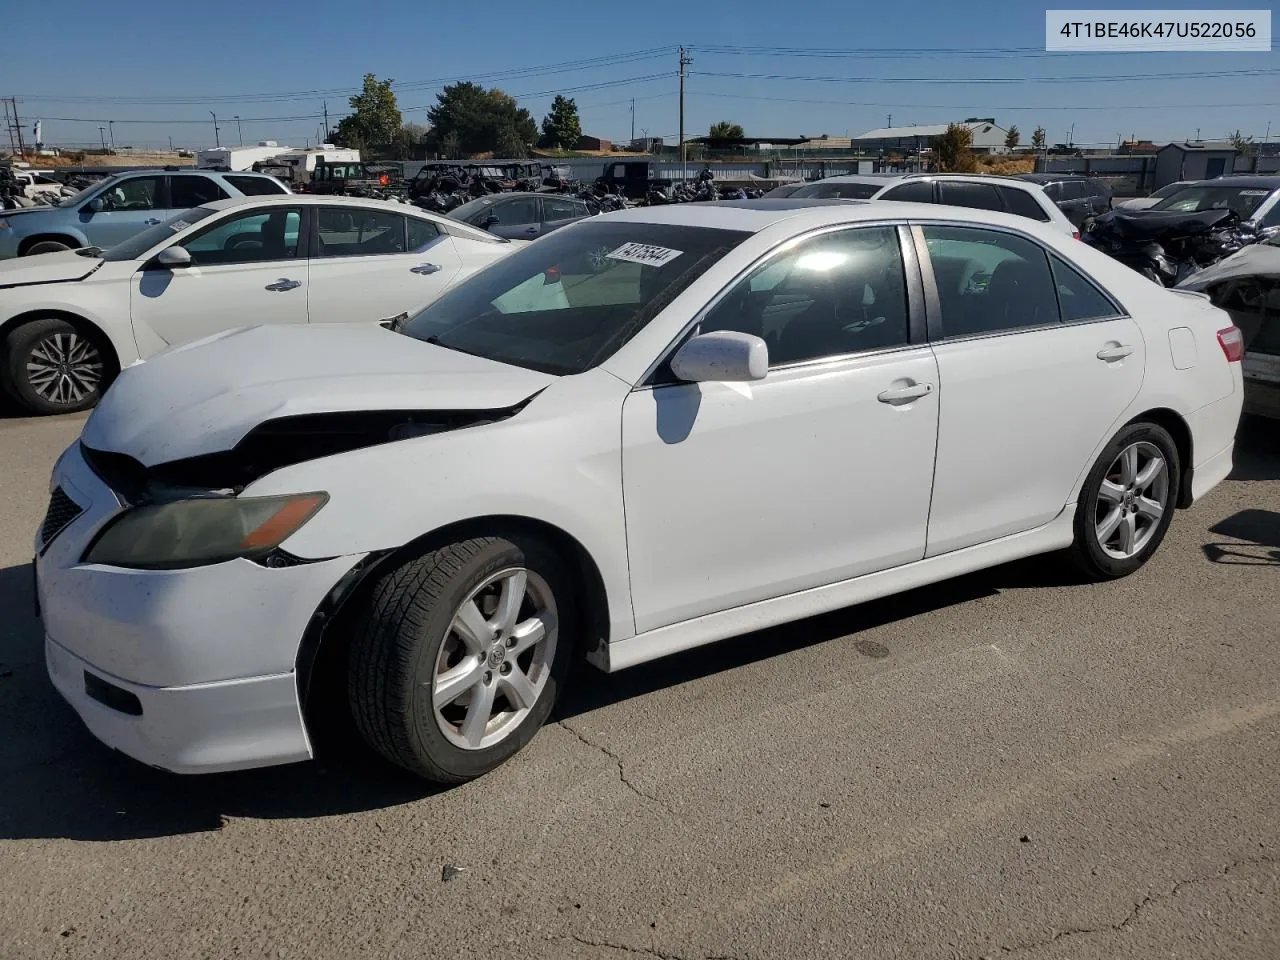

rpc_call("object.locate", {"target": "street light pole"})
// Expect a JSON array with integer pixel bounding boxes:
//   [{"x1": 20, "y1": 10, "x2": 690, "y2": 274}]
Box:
[
  {"x1": 108, "y1": 120, "x2": 116, "y2": 149},
  {"x1": 98, "y1": 126, "x2": 107, "y2": 151},
  {"x1": 210, "y1": 111, "x2": 220, "y2": 148},
  {"x1": 235, "y1": 115, "x2": 243, "y2": 146}
]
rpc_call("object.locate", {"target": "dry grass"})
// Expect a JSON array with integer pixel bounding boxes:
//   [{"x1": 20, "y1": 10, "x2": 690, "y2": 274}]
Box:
[
  {"x1": 978, "y1": 156, "x2": 1037, "y2": 175},
  {"x1": 2, "y1": 152, "x2": 194, "y2": 168}
]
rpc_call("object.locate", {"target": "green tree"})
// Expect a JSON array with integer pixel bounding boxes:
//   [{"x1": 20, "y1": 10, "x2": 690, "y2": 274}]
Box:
[
  {"x1": 428, "y1": 82, "x2": 537, "y2": 157},
  {"x1": 1004, "y1": 125, "x2": 1021, "y2": 149},
  {"x1": 932, "y1": 123, "x2": 977, "y2": 172},
  {"x1": 1031, "y1": 125, "x2": 1047, "y2": 150},
  {"x1": 539, "y1": 95, "x2": 583, "y2": 151},
  {"x1": 332, "y1": 74, "x2": 403, "y2": 150},
  {"x1": 1228, "y1": 129, "x2": 1254, "y2": 154},
  {"x1": 708, "y1": 121, "x2": 745, "y2": 139}
]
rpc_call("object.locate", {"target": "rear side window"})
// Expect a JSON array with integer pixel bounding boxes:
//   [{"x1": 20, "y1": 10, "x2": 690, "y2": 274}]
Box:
[
  {"x1": 226, "y1": 175, "x2": 289, "y2": 196},
  {"x1": 938, "y1": 181, "x2": 1003, "y2": 212},
  {"x1": 996, "y1": 186, "x2": 1052, "y2": 221},
  {"x1": 1088, "y1": 179, "x2": 1111, "y2": 198},
  {"x1": 169, "y1": 175, "x2": 229, "y2": 207},
  {"x1": 1062, "y1": 180, "x2": 1088, "y2": 200},
  {"x1": 1051, "y1": 254, "x2": 1121, "y2": 322},
  {"x1": 878, "y1": 181, "x2": 934, "y2": 203},
  {"x1": 406, "y1": 216, "x2": 440, "y2": 251}
]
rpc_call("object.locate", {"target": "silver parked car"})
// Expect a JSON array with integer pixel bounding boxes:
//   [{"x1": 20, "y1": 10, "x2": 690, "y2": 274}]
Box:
[{"x1": 449, "y1": 192, "x2": 593, "y2": 240}]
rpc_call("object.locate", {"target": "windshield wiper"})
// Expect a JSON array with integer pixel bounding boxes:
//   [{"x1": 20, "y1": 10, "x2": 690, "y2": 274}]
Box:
[
  {"x1": 422, "y1": 335, "x2": 485, "y2": 360},
  {"x1": 74, "y1": 246, "x2": 104, "y2": 258}
]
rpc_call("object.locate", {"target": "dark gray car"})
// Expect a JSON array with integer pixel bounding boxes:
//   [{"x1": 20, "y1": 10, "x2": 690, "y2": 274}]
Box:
[
  {"x1": 449, "y1": 192, "x2": 593, "y2": 240},
  {"x1": 1017, "y1": 174, "x2": 1113, "y2": 228}
]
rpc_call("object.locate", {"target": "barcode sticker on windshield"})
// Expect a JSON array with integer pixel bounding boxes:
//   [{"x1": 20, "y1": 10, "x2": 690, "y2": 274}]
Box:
[
  {"x1": 1239, "y1": 190, "x2": 1270, "y2": 196},
  {"x1": 606, "y1": 242, "x2": 683, "y2": 268},
  {"x1": 168, "y1": 219, "x2": 190, "y2": 232}
]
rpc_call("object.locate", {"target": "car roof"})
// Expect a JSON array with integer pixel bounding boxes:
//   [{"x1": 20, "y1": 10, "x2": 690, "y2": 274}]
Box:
[
  {"x1": 198, "y1": 194, "x2": 498, "y2": 240},
  {"x1": 1191, "y1": 176, "x2": 1280, "y2": 189},
  {"x1": 1016, "y1": 173, "x2": 1092, "y2": 183},
  {"x1": 806, "y1": 174, "x2": 906, "y2": 185}
]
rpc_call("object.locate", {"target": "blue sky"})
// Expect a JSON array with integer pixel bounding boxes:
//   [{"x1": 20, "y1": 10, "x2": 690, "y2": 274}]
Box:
[{"x1": 5, "y1": 1, "x2": 1277, "y2": 151}]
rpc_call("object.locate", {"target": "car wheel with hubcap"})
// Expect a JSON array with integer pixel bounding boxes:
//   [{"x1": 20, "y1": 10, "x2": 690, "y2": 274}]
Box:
[
  {"x1": 3, "y1": 318, "x2": 110, "y2": 415},
  {"x1": 1071, "y1": 421, "x2": 1180, "y2": 580},
  {"x1": 347, "y1": 534, "x2": 573, "y2": 783}
]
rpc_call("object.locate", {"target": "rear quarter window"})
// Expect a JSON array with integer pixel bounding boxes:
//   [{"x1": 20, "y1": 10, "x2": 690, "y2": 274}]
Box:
[
  {"x1": 226, "y1": 175, "x2": 290, "y2": 196},
  {"x1": 997, "y1": 186, "x2": 1052, "y2": 222}
]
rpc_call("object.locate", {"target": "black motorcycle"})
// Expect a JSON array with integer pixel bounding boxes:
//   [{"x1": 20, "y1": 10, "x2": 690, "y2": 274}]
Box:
[{"x1": 1083, "y1": 208, "x2": 1253, "y2": 287}]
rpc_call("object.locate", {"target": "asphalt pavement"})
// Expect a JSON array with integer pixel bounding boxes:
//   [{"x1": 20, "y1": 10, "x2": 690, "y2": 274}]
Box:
[{"x1": 1, "y1": 405, "x2": 1277, "y2": 960}]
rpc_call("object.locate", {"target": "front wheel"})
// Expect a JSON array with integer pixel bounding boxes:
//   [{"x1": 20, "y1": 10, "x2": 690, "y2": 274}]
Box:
[
  {"x1": 347, "y1": 534, "x2": 574, "y2": 783},
  {"x1": 23, "y1": 240, "x2": 73, "y2": 256},
  {"x1": 3, "y1": 318, "x2": 111, "y2": 415},
  {"x1": 1070, "y1": 422, "x2": 1180, "y2": 580}
]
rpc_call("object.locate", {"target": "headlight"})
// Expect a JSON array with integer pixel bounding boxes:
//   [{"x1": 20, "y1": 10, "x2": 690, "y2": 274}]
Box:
[{"x1": 83, "y1": 492, "x2": 327, "y2": 570}]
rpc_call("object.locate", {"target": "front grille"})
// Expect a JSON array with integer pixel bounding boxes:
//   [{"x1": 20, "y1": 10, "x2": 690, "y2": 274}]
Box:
[{"x1": 40, "y1": 487, "x2": 84, "y2": 550}]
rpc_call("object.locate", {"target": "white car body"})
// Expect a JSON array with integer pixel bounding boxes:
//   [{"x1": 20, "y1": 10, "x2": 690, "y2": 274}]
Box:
[
  {"x1": 36, "y1": 199, "x2": 1244, "y2": 777},
  {"x1": 872, "y1": 175, "x2": 1081, "y2": 238},
  {"x1": 0, "y1": 195, "x2": 520, "y2": 413}
]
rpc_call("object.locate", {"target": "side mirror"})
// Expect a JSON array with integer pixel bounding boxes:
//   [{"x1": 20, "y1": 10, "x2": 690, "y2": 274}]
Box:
[
  {"x1": 482, "y1": 214, "x2": 500, "y2": 228},
  {"x1": 87, "y1": 196, "x2": 105, "y2": 213},
  {"x1": 156, "y1": 245, "x2": 192, "y2": 268},
  {"x1": 670, "y1": 330, "x2": 768, "y2": 383}
]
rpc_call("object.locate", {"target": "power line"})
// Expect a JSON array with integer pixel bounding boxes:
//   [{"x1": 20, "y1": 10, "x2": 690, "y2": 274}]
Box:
[
  {"x1": 690, "y1": 90, "x2": 1280, "y2": 112},
  {"x1": 693, "y1": 67, "x2": 1280, "y2": 85}
]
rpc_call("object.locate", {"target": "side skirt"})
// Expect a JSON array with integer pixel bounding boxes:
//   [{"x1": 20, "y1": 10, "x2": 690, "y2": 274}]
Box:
[{"x1": 592, "y1": 506, "x2": 1077, "y2": 673}]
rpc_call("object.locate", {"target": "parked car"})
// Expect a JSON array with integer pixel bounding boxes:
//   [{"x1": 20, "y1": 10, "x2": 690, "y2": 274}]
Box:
[
  {"x1": 789, "y1": 174, "x2": 906, "y2": 200},
  {"x1": 0, "y1": 195, "x2": 518, "y2": 414},
  {"x1": 1016, "y1": 174, "x2": 1113, "y2": 228},
  {"x1": 35, "y1": 198, "x2": 1243, "y2": 784},
  {"x1": 872, "y1": 174, "x2": 1080, "y2": 237},
  {"x1": 1140, "y1": 177, "x2": 1280, "y2": 231},
  {"x1": 0, "y1": 169, "x2": 291, "y2": 258},
  {"x1": 449, "y1": 192, "x2": 594, "y2": 239},
  {"x1": 1113, "y1": 181, "x2": 1196, "y2": 211}
]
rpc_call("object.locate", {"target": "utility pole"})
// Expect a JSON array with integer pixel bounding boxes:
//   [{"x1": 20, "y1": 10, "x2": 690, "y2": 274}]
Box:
[
  {"x1": 168, "y1": 135, "x2": 173, "y2": 152},
  {"x1": 98, "y1": 126, "x2": 107, "y2": 150},
  {"x1": 235, "y1": 115, "x2": 243, "y2": 146},
  {"x1": 323, "y1": 100, "x2": 329, "y2": 141},
  {"x1": 210, "y1": 111, "x2": 220, "y2": 148},
  {"x1": 630, "y1": 98, "x2": 635, "y2": 144},
  {"x1": 887, "y1": 114, "x2": 892, "y2": 128},
  {"x1": 108, "y1": 120, "x2": 115, "y2": 149},
  {"x1": 678, "y1": 46, "x2": 693, "y2": 181},
  {"x1": 3, "y1": 100, "x2": 15, "y2": 154}
]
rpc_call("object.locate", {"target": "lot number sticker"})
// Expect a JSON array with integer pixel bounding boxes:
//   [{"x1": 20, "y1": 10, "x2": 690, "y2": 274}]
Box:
[{"x1": 606, "y1": 242, "x2": 684, "y2": 268}]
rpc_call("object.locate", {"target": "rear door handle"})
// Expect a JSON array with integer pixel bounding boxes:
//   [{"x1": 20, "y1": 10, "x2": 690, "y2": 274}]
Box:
[
  {"x1": 265, "y1": 278, "x2": 301, "y2": 291},
  {"x1": 143, "y1": 218, "x2": 162, "y2": 225},
  {"x1": 877, "y1": 381, "x2": 933, "y2": 404},
  {"x1": 524, "y1": 227, "x2": 539, "y2": 235},
  {"x1": 410, "y1": 263, "x2": 441, "y2": 275},
  {"x1": 1097, "y1": 344, "x2": 1135, "y2": 362}
]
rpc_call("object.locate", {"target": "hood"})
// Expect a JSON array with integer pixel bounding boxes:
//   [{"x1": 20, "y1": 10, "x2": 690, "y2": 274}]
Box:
[
  {"x1": 1087, "y1": 208, "x2": 1238, "y2": 245},
  {"x1": 82, "y1": 323, "x2": 556, "y2": 466},
  {"x1": 0, "y1": 249, "x2": 102, "y2": 287},
  {"x1": 1175, "y1": 243, "x2": 1280, "y2": 292}
]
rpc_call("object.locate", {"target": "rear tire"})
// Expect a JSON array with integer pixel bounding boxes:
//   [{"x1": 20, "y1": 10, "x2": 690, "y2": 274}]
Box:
[
  {"x1": 346, "y1": 534, "x2": 574, "y2": 783},
  {"x1": 1069, "y1": 422, "x2": 1180, "y2": 580},
  {"x1": 23, "y1": 240, "x2": 73, "y2": 256},
  {"x1": 3, "y1": 318, "x2": 112, "y2": 415}
]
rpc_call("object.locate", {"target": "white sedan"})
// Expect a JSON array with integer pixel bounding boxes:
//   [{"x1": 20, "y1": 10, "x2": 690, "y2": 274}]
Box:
[
  {"x1": 37, "y1": 199, "x2": 1243, "y2": 783},
  {"x1": 0, "y1": 195, "x2": 518, "y2": 415}
]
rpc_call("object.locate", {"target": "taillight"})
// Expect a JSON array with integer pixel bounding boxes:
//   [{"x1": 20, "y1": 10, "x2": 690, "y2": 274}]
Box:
[
  {"x1": 1072, "y1": 230, "x2": 1081, "y2": 240},
  {"x1": 1217, "y1": 326, "x2": 1244, "y2": 362}
]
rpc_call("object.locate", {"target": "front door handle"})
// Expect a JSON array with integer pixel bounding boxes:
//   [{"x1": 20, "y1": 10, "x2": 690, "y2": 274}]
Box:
[
  {"x1": 410, "y1": 263, "x2": 441, "y2": 275},
  {"x1": 265, "y1": 278, "x2": 301, "y2": 291},
  {"x1": 143, "y1": 218, "x2": 162, "y2": 225},
  {"x1": 1097, "y1": 344, "x2": 1134, "y2": 362},
  {"x1": 524, "y1": 227, "x2": 539, "y2": 235},
  {"x1": 877, "y1": 381, "x2": 933, "y2": 404}
]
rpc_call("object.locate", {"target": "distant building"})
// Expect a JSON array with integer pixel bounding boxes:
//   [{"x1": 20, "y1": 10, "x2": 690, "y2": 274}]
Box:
[
  {"x1": 576, "y1": 135, "x2": 612, "y2": 152},
  {"x1": 853, "y1": 118, "x2": 1011, "y2": 155},
  {"x1": 1154, "y1": 141, "x2": 1238, "y2": 186},
  {"x1": 628, "y1": 137, "x2": 664, "y2": 153}
]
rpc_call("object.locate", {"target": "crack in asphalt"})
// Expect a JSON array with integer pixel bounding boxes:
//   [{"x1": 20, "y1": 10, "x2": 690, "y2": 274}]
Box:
[
  {"x1": 557, "y1": 933, "x2": 742, "y2": 960},
  {"x1": 558, "y1": 720, "x2": 674, "y2": 813},
  {"x1": 986, "y1": 853, "x2": 1278, "y2": 957}
]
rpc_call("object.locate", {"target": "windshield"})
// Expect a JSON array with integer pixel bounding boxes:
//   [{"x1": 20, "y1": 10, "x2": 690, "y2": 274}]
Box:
[
  {"x1": 793, "y1": 181, "x2": 881, "y2": 200},
  {"x1": 1152, "y1": 185, "x2": 1276, "y2": 219},
  {"x1": 403, "y1": 221, "x2": 750, "y2": 375},
  {"x1": 56, "y1": 174, "x2": 119, "y2": 208},
  {"x1": 100, "y1": 208, "x2": 218, "y2": 261}
]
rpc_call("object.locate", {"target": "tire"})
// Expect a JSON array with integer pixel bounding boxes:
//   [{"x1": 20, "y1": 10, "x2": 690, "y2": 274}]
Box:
[
  {"x1": 1070, "y1": 421, "x2": 1180, "y2": 580},
  {"x1": 23, "y1": 240, "x2": 73, "y2": 256},
  {"x1": 3, "y1": 318, "x2": 111, "y2": 415},
  {"x1": 347, "y1": 534, "x2": 574, "y2": 783}
]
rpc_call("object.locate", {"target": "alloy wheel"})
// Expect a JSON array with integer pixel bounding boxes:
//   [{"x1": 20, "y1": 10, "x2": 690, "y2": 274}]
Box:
[
  {"x1": 1094, "y1": 441, "x2": 1169, "y2": 560},
  {"x1": 431, "y1": 567, "x2": 559, "y2": 751},
  {"x1": 25, "y1": 332, "x2": 104, "y2": 406}
]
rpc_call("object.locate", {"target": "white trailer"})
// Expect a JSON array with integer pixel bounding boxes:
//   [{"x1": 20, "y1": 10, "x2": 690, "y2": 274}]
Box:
[
  {"x1": 255, "y1": 146, "x2": 361, "y2": 185},
  {"x1": 196, "y1": 141, "x2": 293, "y2": 171}
]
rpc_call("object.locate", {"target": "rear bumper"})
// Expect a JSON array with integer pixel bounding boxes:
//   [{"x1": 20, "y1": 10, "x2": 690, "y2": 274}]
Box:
[{"x1": 46, "y1": 635, "x2": 311, "y2": 774}]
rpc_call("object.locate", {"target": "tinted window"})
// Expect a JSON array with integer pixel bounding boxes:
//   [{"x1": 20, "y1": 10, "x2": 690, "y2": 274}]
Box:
[
  {"x1": 226, "y1": 175, "x2": 289, "y2": 196},
  {"x1": 543, "y1": 197, "x2": 585, "y2": 221},
  {"x1": 796, "y1": 181, "x2": 881, "y2": 200},
  {"x1": 938, "y1": 181, "x2": 1003, "y2": 212},
  {"x1": 1061, "y1": 180, "x2": 1088, "y2": 200},
  {"x1": 316, "y1": 208, "x2": 405, "y2": 257},
  {"x1": 1153, "y1": 185, "x2": 1276, "y2": 219},
  {"x1": 923, "y1": 225, "x2": 1059, "y2": 337},
  {"x1": 1041, "y1": 181, "x2": 1062, "y2": 200},
  {"x1": 1260, "y1": 202, "x2": 1280, "y2": 228},
  {"x1": 879, "y1": 181, "x2": 934, "y2": 203},
  {"x1": 406, "y1": 216, "x2": 440, "y2": 251},
  {"x1": 997, "y1": 186, "x2": 1051, "y2": 221},
  {"x1": 170, "y1": 175, "x2": 229, "y2": 207},
  {"x1": 180, "y1": 207, "x2": 302, "y2": 265},
  {"x1": 486, "y1": 197, "x2": 538, "y2": 225},
  {"x1": 1087, "y1": 179, "x2": 1110, "y2": 198},
  {"x1": 96, "y1": 175, "x2": 162, "y2": 211},
  {"x1": 403, "y1": 222, "x2": 748, "y2": 376},
  {"x1": 1051, "y1": 255, "x2": 1120, "y2": 321},
  {"x1": 699, "y1": 226, "x2": 909, "y2": 365}
]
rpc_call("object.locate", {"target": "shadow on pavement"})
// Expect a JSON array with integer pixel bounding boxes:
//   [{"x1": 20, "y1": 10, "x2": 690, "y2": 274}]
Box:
[
  {"x1": 1204, "y1": 508, "x2": 1280, "y2": 566},
  {"x1": 1230, "y1": 415, "x2": 1280, "y2": 482}
]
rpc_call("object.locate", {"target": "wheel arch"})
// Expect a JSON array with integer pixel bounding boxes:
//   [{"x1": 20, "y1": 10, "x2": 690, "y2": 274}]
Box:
[
  {"x1": 16, "y1": 232, "x2": 86, "y2": 256},
  {"x1": 0, "y1": 308, "x2": 122, "y2": 380},
  {"x1": 294, "y1": 513, "x2": 611, "y2": 747},
  {"x1": 1126, "y1": 407, "x2": 1194, "y2": 509}
]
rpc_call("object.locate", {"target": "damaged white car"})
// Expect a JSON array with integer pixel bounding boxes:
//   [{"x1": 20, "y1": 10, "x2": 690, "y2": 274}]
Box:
[{"x1": 36, "y1": 200, "x2": 1244, "y2": 783}]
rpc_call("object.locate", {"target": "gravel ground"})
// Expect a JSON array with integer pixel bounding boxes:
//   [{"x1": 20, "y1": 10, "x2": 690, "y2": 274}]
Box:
[{"x1": 1, "y1": 408, "x2": 1276, "y2": 960}]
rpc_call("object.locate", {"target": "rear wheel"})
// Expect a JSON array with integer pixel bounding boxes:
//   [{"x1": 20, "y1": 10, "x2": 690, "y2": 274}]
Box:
[
  {"x1": 347, "y1": 534, "x2": 573, "y2": 783},
  {"x1": 1070, "y1": 422, "x2": 1180, "y2": 580},
  {"x1": 3, "y1": 318, "x2": 111, "y2": 415}
]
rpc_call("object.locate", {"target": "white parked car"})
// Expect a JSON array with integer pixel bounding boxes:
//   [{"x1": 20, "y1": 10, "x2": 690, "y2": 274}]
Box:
[
  {"x1": 37, "y1": 199, "x2": 1243, "y2": 783},
  {"x1": 0, "y1": 195, "x2": 518, "y2": 415},
  {"x1": 872, "y1": 174, "x2": 1081, "y2": 238}
]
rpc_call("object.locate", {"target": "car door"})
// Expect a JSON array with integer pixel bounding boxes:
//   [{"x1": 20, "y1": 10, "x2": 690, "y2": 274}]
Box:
[
  {"x1": 1057, "y1": 180, "x2": 1090, "y2": 227},
  {"x1": 81, "y1": 175, "x2": 167, "y2": 248},
  {"x1": 621, "y1": 224, "x2": 941, "y2": 633},
  {"x1": 914, "y1": 222, "x2": 1145, "y2": 556},
  {"x1": 541, "y1": 196, "x2": 588, "y2": 234},
  {"x1": 484, "y1": 196, "x2": 542, "y2": 240},
  {"x1": 129, "y1": 205, "x2": 308, "y2": 347},
  {"x1": 305, "y1": 205, "x2": 463, "y2": 324}
]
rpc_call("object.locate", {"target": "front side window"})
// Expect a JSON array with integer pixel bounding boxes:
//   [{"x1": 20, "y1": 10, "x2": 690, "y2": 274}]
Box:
[
  {"x1": 923, "y1": 225, "x2": 1059, "y2": 337},
  {"x1": 316, "y1": 208, "x2": 405, "y2": 257},
  {"x1": 403, "y1": 222, "x2": 749, "y2": 375},
  {"x1": 169, "y1": 175, "x2": 229, "y2": 208},
  {"x1": 180, "y1": 207, "x2": 303, "y2": 265},
  {"x1": 488, "y1": 197, "x2": 539, "y2": 226},
  {"x1": 101, "y1": 208, "x2": 218, "y2": 261},
  {"x1": 699, "y1": 226, "x2": 910, "y2": 365},
  {"x1": 543, "y1": 197, "x2": 583, "y2": 221},
  {"x1": 96, "y1": 176, "x2": 162, "y2": 211}
]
